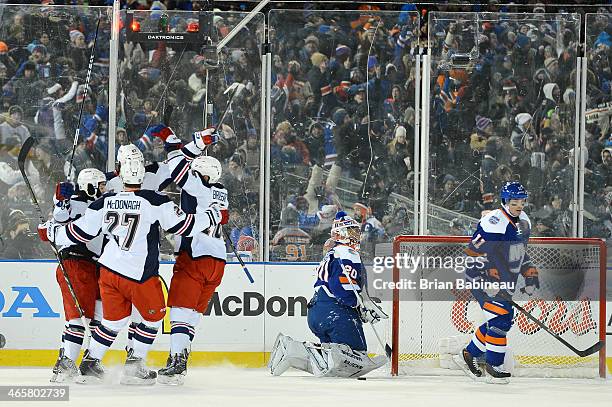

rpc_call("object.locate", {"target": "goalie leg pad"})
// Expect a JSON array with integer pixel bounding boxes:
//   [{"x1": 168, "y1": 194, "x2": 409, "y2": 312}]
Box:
[
  {"x1": 267, "y1": 334, "x2": 386, "y2": 378},
  {"x1": 268, "y1": 333, "x2": 318, "y2": 376},
  {"x1": 320, "y1": 343, "x2": 386, "y2": 378}
]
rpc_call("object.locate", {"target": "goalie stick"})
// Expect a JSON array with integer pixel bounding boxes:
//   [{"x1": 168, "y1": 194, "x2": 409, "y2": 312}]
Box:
[
  {"x1": 508, "y1": 298, "x2": 603, "y2": 358},
  {"x1": 67, "y1": 13, "x2": 102, "y2": 182},
  {"x1": 18, "y1": 137, "x2": 92, "y2": 337}
]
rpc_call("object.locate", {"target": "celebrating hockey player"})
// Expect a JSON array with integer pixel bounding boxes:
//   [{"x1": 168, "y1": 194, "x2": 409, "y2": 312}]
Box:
[
  {"x1": 268, "y1": 211, "x2": 387, "y2": 378},
  {"x1": 37, "y1": 145, "x2": 228, "y2": 385},
  {"x1": 150, "y1": 126, "x2": 228, "y2": 385},
  {"x1": 457, "y1": 181, "x2": 538, "y2": 383},
  {"x1": 49, "y1": 168, "x2": 106, "y2": 382}
]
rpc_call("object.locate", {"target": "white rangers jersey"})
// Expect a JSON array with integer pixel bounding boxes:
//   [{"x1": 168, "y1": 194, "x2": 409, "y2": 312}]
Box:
[
  {"x1": 53, "y1": 193, "x2": 103, "y2": 259},
  {"x1": 105, "y1": 149, "x2": 184, "y2": 193},
  {"x1": 53, "y1": 189, "x2": 219, "y2": 282},
  {"x1": 168, "y1": 143, "x2": 229, "y2": 261}
]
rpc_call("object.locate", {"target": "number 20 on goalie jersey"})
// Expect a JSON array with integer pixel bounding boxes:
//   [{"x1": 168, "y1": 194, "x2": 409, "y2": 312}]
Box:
[{"x1": 314, "y1": 245, "x2": 363, "y2": 307}]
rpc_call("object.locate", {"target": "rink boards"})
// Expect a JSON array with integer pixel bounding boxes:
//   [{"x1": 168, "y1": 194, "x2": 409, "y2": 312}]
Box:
[{"x1": 0, "y1": 260, "x2": 610, "y2": 374}]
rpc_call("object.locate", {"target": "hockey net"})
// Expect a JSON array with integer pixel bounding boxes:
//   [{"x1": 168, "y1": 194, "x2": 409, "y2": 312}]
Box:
[{"x1": 386, "y1": 236, "x2": 606, "y2": 378}]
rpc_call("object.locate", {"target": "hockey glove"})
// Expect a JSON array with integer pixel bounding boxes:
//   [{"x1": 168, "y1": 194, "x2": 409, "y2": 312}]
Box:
[
  {"x1": 37, "y1": 221, "x2": 59, "y2": 243},
  {"x1": 193, "y1": 127, "x2": 220, "y2": 150},
  {"x1": 357, "y1": 297, "x2": 389, "y2": 325},
  {"x1": 54, "y1": 181, "x2": 74, "y2": 206},
  {"x1": 520, "y1": 267, "x2": 539, "y2": 296}
]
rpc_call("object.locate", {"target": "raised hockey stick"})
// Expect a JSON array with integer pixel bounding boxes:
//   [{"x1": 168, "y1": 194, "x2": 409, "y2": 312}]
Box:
[
  {"x1": 18, "y1": 137, "x2": 92, "y2": 337},
  {"x1": 67, "y1": 14, "x2": 102, "y2": 181},
  {"x1": 509, "y1": 298, "x2": 603, "y2": 357},
  {"x1": 224, "y1": 229, "x2": 254, "y2": 284},
  {"x1": 342, "y1": 270, "x2": 392, "y2": 359}
]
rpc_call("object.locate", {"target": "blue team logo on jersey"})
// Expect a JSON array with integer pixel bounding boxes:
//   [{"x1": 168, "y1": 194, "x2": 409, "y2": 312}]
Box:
[{"x1": 489, "y1": 216, "x2": 500, "y2": 224}]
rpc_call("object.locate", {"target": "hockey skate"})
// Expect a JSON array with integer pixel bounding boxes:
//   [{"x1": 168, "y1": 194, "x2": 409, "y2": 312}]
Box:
[
  {"x1": 74, "y1": 351, "x2": 105, "y2": 384},
  {"x1": 158, "y1": 349, "x2": 189, "y2": 385},
  {"x1": 485, "y1": 363, "x2": 511, "y2": 384},
  {"x1": 50, "y1": 349, "x2": 79, "y2": 383},
  {"x1": 120, "y1": 355, "x2": 157, "y2": 386},
  {"x1": 453, "y1": 348, "x2": 483, "y2": 381}
]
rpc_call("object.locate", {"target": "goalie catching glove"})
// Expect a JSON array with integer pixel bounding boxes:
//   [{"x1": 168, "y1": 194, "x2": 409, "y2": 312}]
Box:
[
  {"x1": 357, "y1": 296, "x2": 388, "y2": 324},
  {"x1": 193, "y1": 127, "x2": 220, "y2": 150}
]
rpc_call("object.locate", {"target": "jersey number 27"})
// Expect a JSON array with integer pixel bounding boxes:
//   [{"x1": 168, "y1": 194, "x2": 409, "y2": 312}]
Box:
[{"x1": 105, "y1": 211, "x2": 140, "y2": 251}]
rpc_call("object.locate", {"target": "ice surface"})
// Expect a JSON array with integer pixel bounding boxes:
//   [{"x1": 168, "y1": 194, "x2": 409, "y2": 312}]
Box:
[{"x1": 0, "y1": 367, "x2": 610, "y2": 407}]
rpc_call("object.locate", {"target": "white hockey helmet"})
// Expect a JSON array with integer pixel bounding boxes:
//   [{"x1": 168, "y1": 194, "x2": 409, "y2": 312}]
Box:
[
  {"x1": 330, "y1": 211, "x2": 361, "y2": 251},
  {"x1": 77, "y1": 168, "x2": 106, "y2": 198},
  {"x1": 191, "y1": 155, "x2": 222, "y2": 183},
  {"x1": 118, "y1": 144, "x2": 145, "y2": 185}
]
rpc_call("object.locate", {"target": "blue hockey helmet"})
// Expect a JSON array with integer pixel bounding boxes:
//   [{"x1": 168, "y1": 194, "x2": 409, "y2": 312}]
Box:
[{"x1": 500, "y1": 181, "x2": 528, "y2": 203}]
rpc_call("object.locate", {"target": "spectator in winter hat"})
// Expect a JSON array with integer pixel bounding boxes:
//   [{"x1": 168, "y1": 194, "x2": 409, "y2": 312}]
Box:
[
  {"x1": 0, "y1": 105, "x2": 30, "y2": 144},
  {"x1": 471, "y1": 115, "x2": 493, "y2": 152},
  {"x1": 511, "y1": 112, "x2": 533, "y2": 152}
]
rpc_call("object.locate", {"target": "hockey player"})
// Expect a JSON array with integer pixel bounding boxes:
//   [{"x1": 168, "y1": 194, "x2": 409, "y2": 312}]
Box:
[
  {"x1": 49, "y1": 168, "x2": 106, "y2": 382},
  {"x1": 268, "y1": 211, "x2": 388, "y2": 378},
  {"x1": 38, "y1": 145, "x2": 228, "y2": 385},
  {"x1": 106, "y1": 125, "x2": 183, "y2": 193},
  {"x1": 152, "y1": 128, "x2": 229, "y2": 385},
  {"x1": 457, "y1": 181, "x2": 538, "y2": 384}
]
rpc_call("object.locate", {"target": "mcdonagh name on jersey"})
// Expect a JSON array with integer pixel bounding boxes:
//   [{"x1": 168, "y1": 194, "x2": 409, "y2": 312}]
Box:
[{"x1": 106, "y1": 200, "x2": 142, "y2": 211}]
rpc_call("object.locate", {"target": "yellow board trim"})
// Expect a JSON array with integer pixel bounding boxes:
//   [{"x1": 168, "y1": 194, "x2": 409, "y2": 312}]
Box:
[
  {"x1": 0, "y1": 350, "x2": 270, "y2": 368},
  {"x1": 1, "y1": 349, "x2": 611, "y2": 374}
]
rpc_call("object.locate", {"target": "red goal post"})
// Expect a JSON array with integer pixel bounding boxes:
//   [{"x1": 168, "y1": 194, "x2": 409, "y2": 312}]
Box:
[{"x1": 390, "y1": 236, "x2": 607, "y2": 378}]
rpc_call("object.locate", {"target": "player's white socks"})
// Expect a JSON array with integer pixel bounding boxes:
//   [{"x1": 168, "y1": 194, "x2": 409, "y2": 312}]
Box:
[
  {"x1": 89, "y1": 324, "x2": 119, "y2": 360},
  {"x1": 61, "y1": 319, "x2": 85, "y2": 361},
  {"x1": 132, "y1": 321, "x2": 161, "y2": 359},
  {"x1": 88, "y1": 317, "x2": 129, "y2": 360},
  {"x1": 127, "y1": 322, "x2": 137, "y2": 351},
  {"x1": 169, "y1": 307, "x2": 200, "y2": 355}
]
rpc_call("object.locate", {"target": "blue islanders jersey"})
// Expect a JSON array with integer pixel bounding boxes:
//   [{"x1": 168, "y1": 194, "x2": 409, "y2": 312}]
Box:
[
  {"x1": 465, "y1": 207, "x2": 532, "y2": 288},
  {"x1": 314, "y1": 244, "x2": 363, "y2": 307}
]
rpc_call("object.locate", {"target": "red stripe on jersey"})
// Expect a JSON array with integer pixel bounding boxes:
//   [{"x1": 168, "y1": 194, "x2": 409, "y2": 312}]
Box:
[{"x1": 68, "y1": 223, "x2": 89, "y2": 243}]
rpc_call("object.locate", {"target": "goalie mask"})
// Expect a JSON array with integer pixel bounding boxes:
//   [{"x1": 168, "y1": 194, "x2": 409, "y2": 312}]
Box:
[
  {"x1": 191, "y1": 155, "x2": 222, "y2": 184},
  {"x1": 118, "y1": 144, "x2": 145, "y2": 185},
  {"x1": 77, "y1": 168, "x2": 106, "y2": 198},
  {"x1": 331, "y1": 211, "x2": 361, "y2": 251}
]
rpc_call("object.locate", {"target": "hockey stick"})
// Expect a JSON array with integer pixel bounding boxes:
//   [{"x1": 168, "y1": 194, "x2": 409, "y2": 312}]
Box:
[
  {"x1": 224, "y1": 229, "x2": 254, "y2": 284},
  {"x1": 342, "y1": 270, "x2": 392, "y2": 359},
  {"x1": 509, "y1": 298, "x2": 603, "y2": 357},
  {"x1": 18, "y1": 137, "x2": 92, "y2": 337},
  {"x1": 216, "y1": 84, "x2": 240, "y2": 128},
  {"x1": 67, "y1": 14, "x2": 102, "y2": 181}
]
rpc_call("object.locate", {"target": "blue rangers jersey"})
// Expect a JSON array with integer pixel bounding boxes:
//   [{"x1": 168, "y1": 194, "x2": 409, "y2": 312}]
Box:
[
  {"x1": 314, "y1": 244, "x2": 363, "y2": 307},
  {"x1": 465, "y1": 207, "x2": 532, "y2": 290},
  {"x1": 53, "y1": 190, "x2": 219, "y2": 282}
]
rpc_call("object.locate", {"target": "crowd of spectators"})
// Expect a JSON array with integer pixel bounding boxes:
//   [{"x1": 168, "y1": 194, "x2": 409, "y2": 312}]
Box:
[{"x1": 0, "y1": 1, "x2": 609, "y2": 262}]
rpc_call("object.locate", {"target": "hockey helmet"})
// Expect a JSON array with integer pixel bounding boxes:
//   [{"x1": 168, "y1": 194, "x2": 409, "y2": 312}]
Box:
[
  {"x1": 77, "y1": 168, "x2": 106, "y2": 198},
  {"x1": 191, "y1": 155, "x2": 222, "y2": 183},
  {"x1": 331, "y1": 211, "x2": 361, "y2": 251},
  {"x1": 118, "y1": 144, "x2": 145, "y2": 185},
  {"x1": 500, "y1": 181, "x2": 528, "y2": 204}
]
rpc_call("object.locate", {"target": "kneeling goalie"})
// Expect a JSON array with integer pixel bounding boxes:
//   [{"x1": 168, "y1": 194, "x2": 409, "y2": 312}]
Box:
[{"x1": 268, "y1": 211, "x2": 387, "y2": 378}]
